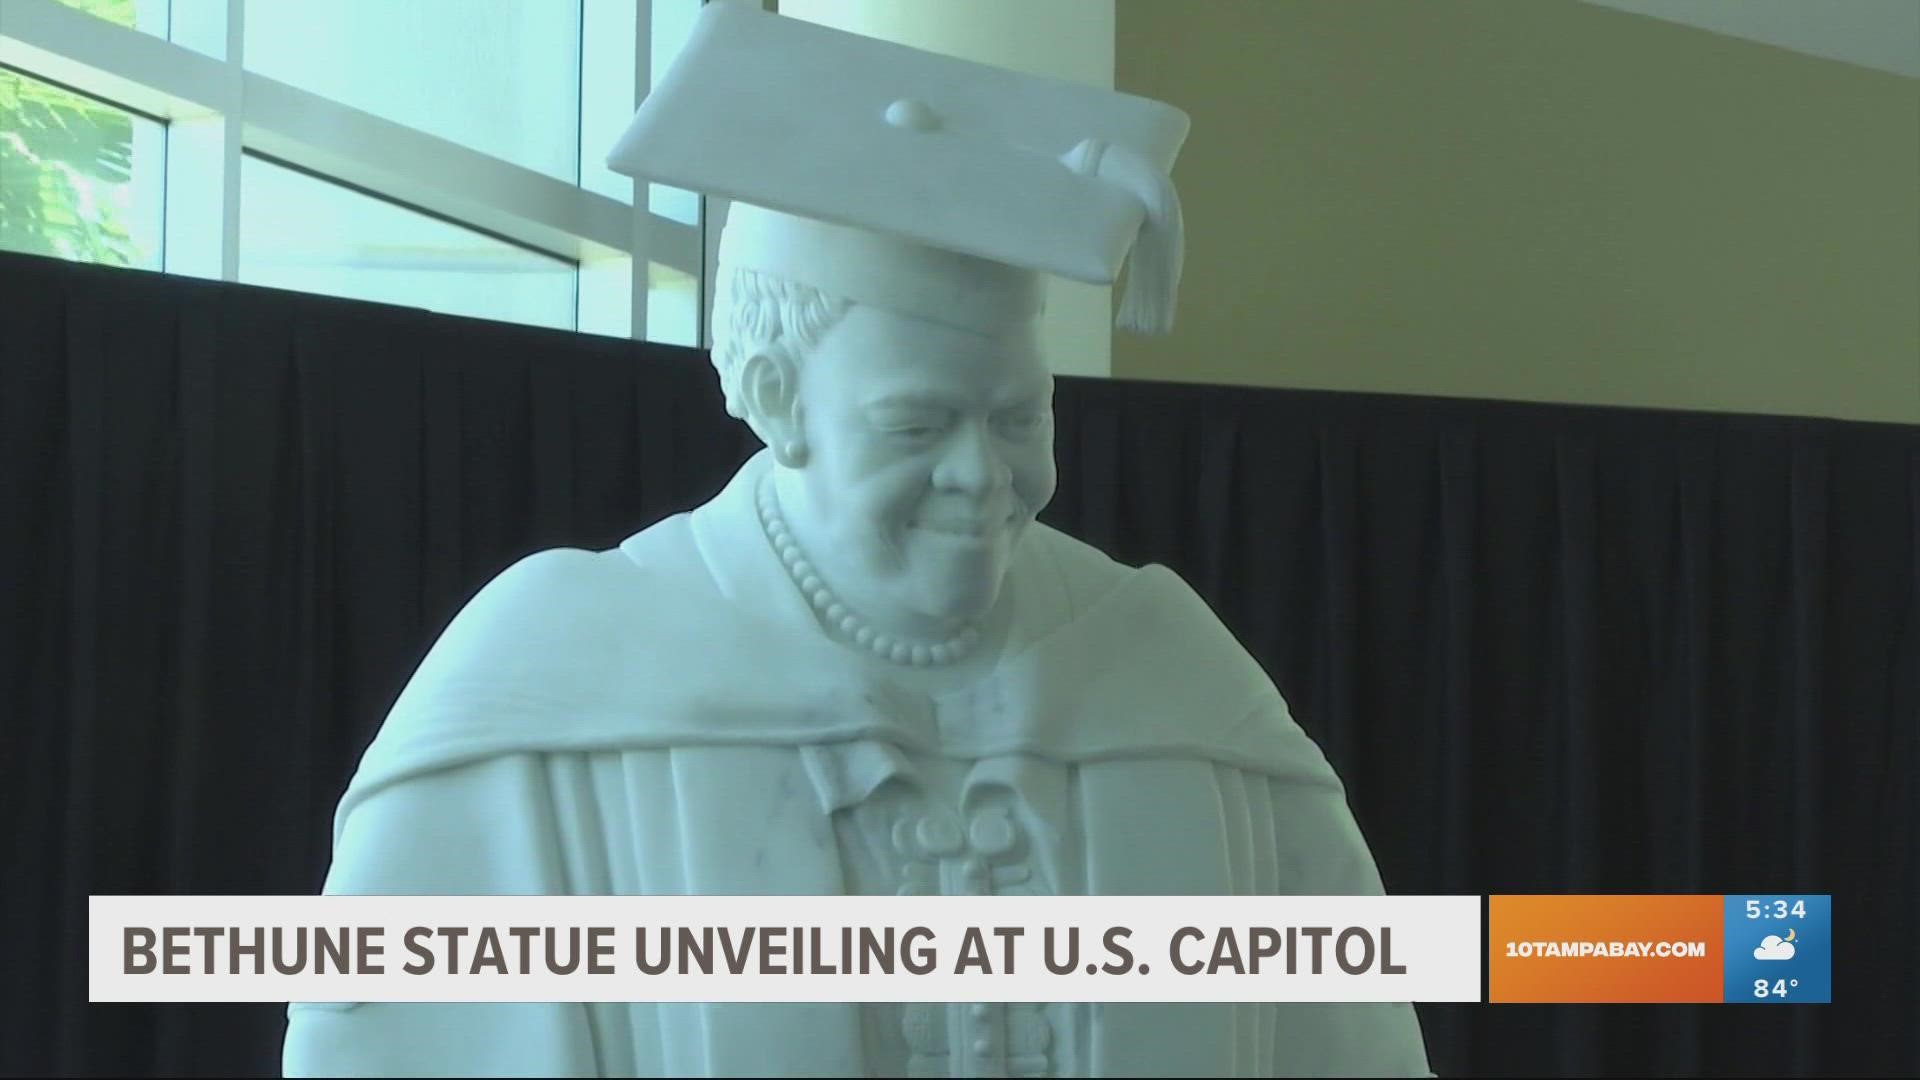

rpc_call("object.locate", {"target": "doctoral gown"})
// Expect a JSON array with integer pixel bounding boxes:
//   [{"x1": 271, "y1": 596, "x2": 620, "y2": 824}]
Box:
[{"x1": 282, "y1": 451, "x2": 1434, "y2": 1078}]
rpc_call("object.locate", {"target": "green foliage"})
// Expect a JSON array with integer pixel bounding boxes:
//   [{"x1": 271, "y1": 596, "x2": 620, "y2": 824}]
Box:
[
  {"x1": 0, "y1": 0, "x2": 145, "y2": 266},
  {"x1": 62, "y1": 0, "x2": 140, "y2": 27}
]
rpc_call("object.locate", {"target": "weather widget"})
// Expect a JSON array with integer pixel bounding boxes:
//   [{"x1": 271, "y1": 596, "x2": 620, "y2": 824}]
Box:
[{"x1": 1723, "y1": 895, "x2": 1830, "y2": 1003}]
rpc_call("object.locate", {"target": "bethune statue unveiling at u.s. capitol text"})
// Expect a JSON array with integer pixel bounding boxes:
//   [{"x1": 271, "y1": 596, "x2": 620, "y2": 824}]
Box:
[{"x1": 281, "y1": 6, "x2": 1434, "y2": 1077}]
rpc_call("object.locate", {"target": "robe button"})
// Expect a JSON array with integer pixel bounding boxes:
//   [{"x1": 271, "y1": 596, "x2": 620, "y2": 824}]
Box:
[
  {"x1": 968, "y1": 809, "x2": 1016, "y2": 856},
  {"x1": 970, "y1": 1002, "x2": 992, "y2": 1020},
  {"x1": 916, "y1": 811, "x2": 964, "y2": 856},
  {"x1": 972, "y1": 1035, "x2": 995, "y2": 1056}
]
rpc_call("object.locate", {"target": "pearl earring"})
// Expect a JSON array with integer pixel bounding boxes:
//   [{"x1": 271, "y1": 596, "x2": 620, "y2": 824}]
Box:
[{"x1": 783, "y1": 439, "x2": 806, "y2": 466}]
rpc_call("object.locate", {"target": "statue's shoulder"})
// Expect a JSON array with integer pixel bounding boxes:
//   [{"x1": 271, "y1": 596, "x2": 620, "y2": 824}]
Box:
[
  {"x1": 1028, "y1": 524, "x2": 1137, "y2": 611},
  {"x1": 482, "y1": 544, "x2": 621, "y2": 593},
  {"x1": 1029, "y1": 524, "x2": 1215, "y2": 627},
  {"x1": 456, "y1": 512, "x2": 704, "y2": 628}
]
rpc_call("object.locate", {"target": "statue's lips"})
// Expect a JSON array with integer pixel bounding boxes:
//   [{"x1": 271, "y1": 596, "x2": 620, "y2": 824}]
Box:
[
  {"x1": 914, "y1": 522, "x2": 996, "y2": 540},
  {"x1": 912, "y1": 513, "x2": 1017, "y2": 541}
]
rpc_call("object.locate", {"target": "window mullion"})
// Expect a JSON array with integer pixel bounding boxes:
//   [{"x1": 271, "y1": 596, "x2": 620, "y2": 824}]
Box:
[
  {"x1": 628, "y1": 1, "x2": 652, "y2": 342},
  {"x1": 219, "y1": 0, "x2": 242, "y2": 280},
  {"x1": 159, "y1": 0, "x2": 241, "y2": 282}
]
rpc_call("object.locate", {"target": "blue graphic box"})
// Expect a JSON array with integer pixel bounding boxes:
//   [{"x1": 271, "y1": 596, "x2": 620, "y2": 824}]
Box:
[{"x1": 1722, "y1": 894, "x2": 1831, "y2": 1003}]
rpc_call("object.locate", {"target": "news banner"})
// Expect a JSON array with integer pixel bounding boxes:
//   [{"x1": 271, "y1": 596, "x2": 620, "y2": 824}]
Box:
[{"x1": 89, "y1": 894, "x2": 1830, "y2": 1004}]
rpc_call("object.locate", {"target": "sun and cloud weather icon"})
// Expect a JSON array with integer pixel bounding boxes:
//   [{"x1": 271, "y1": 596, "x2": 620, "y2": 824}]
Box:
[{"x1": 1754, "y1": 929, "x2": 1798, "y2": 961}]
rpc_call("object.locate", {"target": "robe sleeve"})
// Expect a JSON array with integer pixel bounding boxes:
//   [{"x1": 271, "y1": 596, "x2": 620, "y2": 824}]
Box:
[
  {"x1": 281, "y1": 754, "x2": 604, "y2": 1078},
  {"x1": 1261, "y1": 770, "x2": 1437, "y2": 1079}
]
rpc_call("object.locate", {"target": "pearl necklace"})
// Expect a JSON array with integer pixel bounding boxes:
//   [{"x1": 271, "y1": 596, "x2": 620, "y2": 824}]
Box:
[{"x1": 756, "y1": 481, "x2": 981, "y2": 668}]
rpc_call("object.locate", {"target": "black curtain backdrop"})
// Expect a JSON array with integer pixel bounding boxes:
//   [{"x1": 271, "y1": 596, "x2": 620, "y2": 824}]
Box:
[{"x1": 2, "y1": 251, "x2": 1915, "y2": 1078}]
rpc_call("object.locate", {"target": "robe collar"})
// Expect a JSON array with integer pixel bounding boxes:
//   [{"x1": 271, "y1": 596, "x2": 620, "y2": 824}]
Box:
[
  {"x1": 683, "y1": 448, "x2": 1077, "y2": 675},
  {"x1": 683, "y1": 450, "x2": 1087, "y2": 824}
]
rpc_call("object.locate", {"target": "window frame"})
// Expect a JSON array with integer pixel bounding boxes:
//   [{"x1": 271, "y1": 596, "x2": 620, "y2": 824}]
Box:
[{"x1": 0, "y1": 0, "x2": 705, "y2": 343}]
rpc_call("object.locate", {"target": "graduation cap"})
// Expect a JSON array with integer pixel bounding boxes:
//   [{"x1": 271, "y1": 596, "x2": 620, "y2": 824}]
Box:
[{"x1": 606, "y1": 3, "x2": 1190, "y2": 336}]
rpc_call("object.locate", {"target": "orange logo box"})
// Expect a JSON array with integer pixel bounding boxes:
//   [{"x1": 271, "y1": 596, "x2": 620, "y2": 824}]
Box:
[{"x1": 1489, "y1": 895, "x2": 1722, "y2": 1003}]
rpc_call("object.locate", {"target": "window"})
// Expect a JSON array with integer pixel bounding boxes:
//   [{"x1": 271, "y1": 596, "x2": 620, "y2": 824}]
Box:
[
  {"x1": 0, "y1": 65, "x2": 165, "y2": 269},
  {"x1": 237, "y1": 155, "x2": 578, "y2": 331},
  {"x1": 243, "y1": 3, "x2": 584, "y2": 184},
  {"x1": 50, "y1": 0, "x2": 166, "y2": 37},
  {"x1": 0, "y1": 0, "x2": 707, "y2": 345}
]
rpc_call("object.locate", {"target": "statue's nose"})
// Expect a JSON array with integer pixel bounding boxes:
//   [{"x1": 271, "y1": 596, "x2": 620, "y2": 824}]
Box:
[{"x1": 932, "y1": 422, "x2": 1010, "y2": 496}]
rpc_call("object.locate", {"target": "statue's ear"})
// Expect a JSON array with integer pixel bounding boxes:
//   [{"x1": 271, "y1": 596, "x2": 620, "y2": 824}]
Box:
[{"x1": 739, "y1": 349, "x2": 807, "y2": 466}]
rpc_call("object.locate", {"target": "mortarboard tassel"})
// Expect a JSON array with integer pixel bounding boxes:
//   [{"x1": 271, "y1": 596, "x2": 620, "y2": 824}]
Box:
[{"x1": 1060, "y1": 138, "x2": 1185, "y2": 335}]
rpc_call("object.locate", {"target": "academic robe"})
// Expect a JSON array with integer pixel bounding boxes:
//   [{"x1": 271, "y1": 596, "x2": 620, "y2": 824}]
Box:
[{"x1": 281, "y1": 451, "x2": 1434, "y2": 1078}]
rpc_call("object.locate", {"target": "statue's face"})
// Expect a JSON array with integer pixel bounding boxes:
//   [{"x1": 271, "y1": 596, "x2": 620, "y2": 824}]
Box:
[{"x1": 789, "y1": 304, "x2": 1055, "y2": 628}]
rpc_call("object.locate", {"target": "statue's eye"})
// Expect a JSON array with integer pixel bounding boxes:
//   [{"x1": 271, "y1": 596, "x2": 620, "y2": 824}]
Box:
[
  {"x1": 996, "y1": 411, "x2": 1049, "y2": 439},
  {"x1": 871, "y1": 406, "x2": 952, "y2": 441}
]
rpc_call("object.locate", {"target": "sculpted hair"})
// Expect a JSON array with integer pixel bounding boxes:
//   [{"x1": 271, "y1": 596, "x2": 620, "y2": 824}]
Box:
[{"x1": 709, "y1": 266, "x2": 852, "y2": 421}]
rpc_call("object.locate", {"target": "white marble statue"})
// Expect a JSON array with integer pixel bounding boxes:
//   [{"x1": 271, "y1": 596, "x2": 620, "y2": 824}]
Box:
[{"x1": 282, "y1": 6, "x2": 1433, "y2": 1077}]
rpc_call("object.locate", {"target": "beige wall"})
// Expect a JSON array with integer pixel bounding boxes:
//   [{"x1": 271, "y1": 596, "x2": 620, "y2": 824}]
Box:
[
  {"x1": 776, "y1": 0, "x2": 1118, "y2": 378},
  {"x1": 1116, "y1": 0, "x2": 1919, "y2": 424}
]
